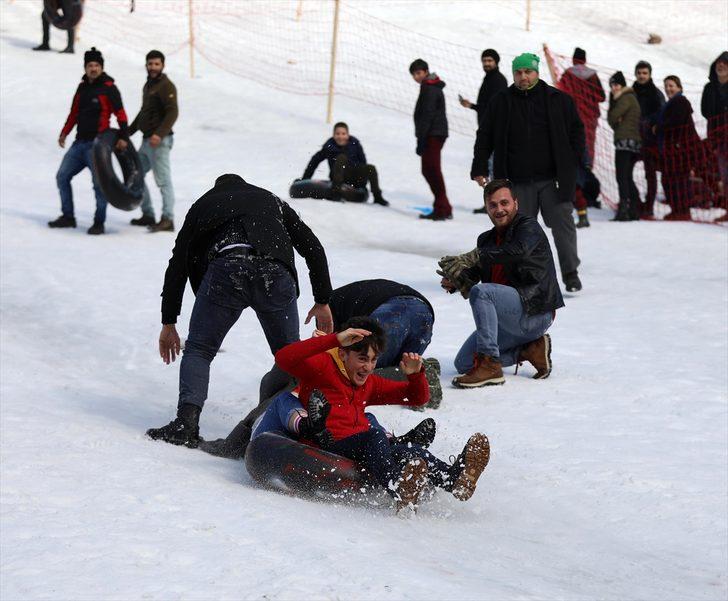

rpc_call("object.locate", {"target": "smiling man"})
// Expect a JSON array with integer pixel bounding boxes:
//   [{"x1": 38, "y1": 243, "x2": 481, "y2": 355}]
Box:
[
  {"x1": 273, "y1": 317, "x2": 491, "y2": 511},
  {"x1": 438, "y1": 179, "x2": 564, "y2": 388}
]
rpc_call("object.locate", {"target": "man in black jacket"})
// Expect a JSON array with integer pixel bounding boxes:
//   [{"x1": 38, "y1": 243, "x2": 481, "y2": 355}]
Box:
[
  {"x1": 701, "y1": 51, "x2": 728, "y2": 216},
  {"x1": 410, "y1": 58, "x2": 452, "y2": 220},
  {"x1": 459, "y1": 49, "x2": 508, "y2": 128},
  {"x1": 633, "y1": 60, "x2": 666, "y2": 217},
  {"x1": 147, "y1": 174, "x2": 334, "y2": 447},
  {"x1": 439, "y1": 180, "x2": 563, "y2": 388},
  {"x1": 470, "y1": 52, "x2": 585, "y2": 292}
]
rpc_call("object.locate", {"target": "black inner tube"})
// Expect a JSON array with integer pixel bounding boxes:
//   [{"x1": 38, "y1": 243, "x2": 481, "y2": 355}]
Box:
[
  {"x1": 92, "y1": 129, "x2": 144, "y2": 212},
  {"x1": 43, "y1": 0, "x2": 83, "y2": 31}
]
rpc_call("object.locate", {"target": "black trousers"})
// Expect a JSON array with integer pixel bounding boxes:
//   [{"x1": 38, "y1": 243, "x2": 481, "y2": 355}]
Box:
[
  {"x1": 41, "y1": 11, "x2": 75, "y2": 49},
  {"x1": 331, "y1": 154, "x2": 382, "y2": 200},
  {"x1": 615, "y1": 150, "x2": 640, "y2": 216}
]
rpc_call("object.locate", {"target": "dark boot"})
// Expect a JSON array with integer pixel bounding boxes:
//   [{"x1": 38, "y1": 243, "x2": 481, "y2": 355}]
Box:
[
  {"x1": 297, "y1": 389, "x2": 334, "y2": 447},
  {"x1": 33, "y1": 43, "x2": 51, "y2": 51},
  {"x1": 419, "y1": 212, "x2": 452, "y2": 221},
  {"x1": 148, "y1": 217, "x2": 174, "y2": 232},
  {"x1": 448, "y1": 433, "x2": 490, "y2": 501},
  {"x1": 146, "y1": 403, "x2": 201, "y2": 448},
  {"x1": 87, "y1": 221, "x2": 105, "y2": 235},
  {"x1": 517, "y1": 334, "x2": 552, "y2": 379},
  {"x1": 473, "y1": 206, "x2": 487, "y2": 214},
  {"x1": 58, "y1": 46, "x2": 75, "y2": 54},
  {"x1": 564, "y1": 271, "x2": 582, "y2": 292},
  {"x1": 48, "y1": 215, "x2": 76, "y2": 228},
  {"x1": 611, "y1": 200, "x2": 631, "y2": 221},
  {"x1": 372, "y1": 195, "x2": 389, "y2": 207},
  {"x1": 390, "y1": 418, "x2": 436, "y2": 448},
  {"x1": 197, "y1": 420, "x2": 252, "y2": 459},
  {"x1": 576, "y1": 209, "x2": 590, "y2": 228},
  {"x1": 130, "y1": 214, "x2": 156, "y2": 226},
  {"x1": 628, "y1": 196, "x2": 640, "y2": 221}
]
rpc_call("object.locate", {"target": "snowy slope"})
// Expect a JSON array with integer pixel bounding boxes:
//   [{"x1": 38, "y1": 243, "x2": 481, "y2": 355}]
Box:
[{"x1": 1, "y1": 2, "x2": 727, "y2": 600}]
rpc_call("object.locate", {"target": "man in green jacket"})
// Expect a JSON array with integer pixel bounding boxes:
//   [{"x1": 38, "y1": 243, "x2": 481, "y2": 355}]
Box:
[{"x1": 128, "y1": 49, "x2": 179, "y2": 232}]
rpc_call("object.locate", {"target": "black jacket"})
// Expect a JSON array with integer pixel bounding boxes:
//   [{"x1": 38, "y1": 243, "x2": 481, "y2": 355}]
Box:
[
  {"x1": 633, "y1": 79, "x2": 666, "y2": 147},
  {"x1": 161, "y1": 176, "x2": 332, "y2": 324},
  {"x1": 701, "y1": 52, "x2": 728, "y2": 140},
  {"x1": 471, "y1": 80, "x2": 585, "y2": 203},
  {"x1": 60, "y1": 72, "x2": 129, "y2": 141},
  {"x1": 414, "y1": 74, "x2": 448, "y2": 141},
  {"x1": 471, "y1": 68, "x2": 508, "y2": 127},
  {"x1": 328, "y1": 279, "x2": 434, "y2": 330},
  {"x1": 464, "y1": 213, "x2": 564, "y2": 316},
  {"x1": 302, "y1": 136, "x2": 367, "y2": 179}
]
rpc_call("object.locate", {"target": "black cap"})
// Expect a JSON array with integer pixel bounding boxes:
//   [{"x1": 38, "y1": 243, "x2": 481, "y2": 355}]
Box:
[
  {"x1": 609, "y1": 71, "x2": 627, "y2": 87},
  {"x1": 482, "y1": 48, "x2": 500, "y2": 63},
  {"x1": 84, "y1": 47, "x2": 104, "y2": 67},
  {"x1": 573, "y1": 47, "x2": 586, "y2": 63}
]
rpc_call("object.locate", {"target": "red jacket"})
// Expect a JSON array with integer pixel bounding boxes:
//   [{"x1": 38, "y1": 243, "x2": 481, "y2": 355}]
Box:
[
  {"x1": 61, "y1": 72, "x2": 129, "y2": 141},
  {"x1": 275, "y1": 334, "x2": 429, "y2": 441}
]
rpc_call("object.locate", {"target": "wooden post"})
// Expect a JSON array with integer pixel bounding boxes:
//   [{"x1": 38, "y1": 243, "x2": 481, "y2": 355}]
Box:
[
  {"x1": 295, "y1": 0, "x2": 303, "y2": 21},
  {"x1": 188, "y1": 0, "x2": 195, "y2": 78},
  {"x1": 326, "y1": 0, "x2": 340, "y2": 124},
  {"x1": 542, "y1": 43, "x2": 559, "y2": 85},
  {"x1": 526, "y1": 0, "x2": 531, "y2": 31}
]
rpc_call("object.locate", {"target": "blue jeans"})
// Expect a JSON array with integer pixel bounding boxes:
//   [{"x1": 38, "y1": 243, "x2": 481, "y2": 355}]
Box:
[
  {"x1": 179, "y1": 255, "x2": 300, "y2": 408},
  {"x1": 56, "y1": 139, "x2": 107, "y2": 223},
  {"x1": 139, "y1": 135, "x2": 175, "y2": 220},
  {"x1": 455, "y1": 283, "x2": 553, "y2": 372},
  {"x1": 370, "y1": 296, "x2": 434, "y2": 367},
  {"x1": 252, "y1": 391, "x2": 385, "y2": 439}
]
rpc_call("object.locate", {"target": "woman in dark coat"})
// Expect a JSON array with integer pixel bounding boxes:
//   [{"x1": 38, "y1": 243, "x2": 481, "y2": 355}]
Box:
[{"x1": 655, "y1": 75, "x2": 702, "y2": 219}]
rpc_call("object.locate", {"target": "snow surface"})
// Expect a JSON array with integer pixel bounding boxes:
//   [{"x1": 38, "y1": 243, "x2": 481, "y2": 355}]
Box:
[{"x1": 1, "y1": 1, "x2": 727, "y2": 600}]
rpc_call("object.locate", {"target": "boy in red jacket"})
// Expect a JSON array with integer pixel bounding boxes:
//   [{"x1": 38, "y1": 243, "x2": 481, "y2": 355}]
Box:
[{"x1": 274, "y1": 316, "x2": 490, "y2": 510}]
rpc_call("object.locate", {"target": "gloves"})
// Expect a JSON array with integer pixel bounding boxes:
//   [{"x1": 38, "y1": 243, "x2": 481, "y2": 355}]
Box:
[
  {"x1": 437, "y1": 248, "x2": 481, "y2": 299},
  {"x1": 416, "y1": 138, "x2": 426, "y2": 156},
  {"x1": 298, "y1": 389, "x2": 334, "y2": 447}
]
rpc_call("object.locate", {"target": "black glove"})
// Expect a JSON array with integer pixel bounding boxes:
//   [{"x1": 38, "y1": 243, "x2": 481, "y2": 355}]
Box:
[
  {"x1": 416, "y1": 138, "x2": 426, "y2": 156},
  {"x1": 298, "y1": 389, "x2": 333, "y2": 447}
]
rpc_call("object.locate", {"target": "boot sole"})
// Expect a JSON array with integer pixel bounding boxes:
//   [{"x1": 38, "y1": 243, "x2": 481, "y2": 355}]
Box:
[
  {"x1": 451, "y1": 376, "x2": 505, "y2": 389},
  {"x1": 452, "y1": 433, "x2": 490, "y2": 501},
  {"x1": 396, "y1": 460, "x2": 429, "y2": 512},
  {"x1": 533, "y1": 334, "x2": 552, "y2": 380}
]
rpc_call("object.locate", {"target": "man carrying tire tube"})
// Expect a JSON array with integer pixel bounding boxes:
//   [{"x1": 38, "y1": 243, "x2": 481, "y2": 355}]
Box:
[
  {"x1": 147, "y1": 173, "x2": 334, "y2": 448},
  {"x1": 301, "y1": 122, "x2": 389, "y2": 206},
  {"x1": 32, "y1": 0, "x2": 77, "y2": 54},
  {"x1": 272, "y1": 317, "x2": 491, "y2": 512},
  {"x1": 48, "y1": 47, "x2": 129, "y2": 235},
  {"x1": 127, "y1": 49, "x2": 179, "y2": 233}
]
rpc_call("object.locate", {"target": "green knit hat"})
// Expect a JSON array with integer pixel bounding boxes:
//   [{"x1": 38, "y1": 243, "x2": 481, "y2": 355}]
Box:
[{"x1": 512, "y1": 52, "x2": 540, "y2": 72}]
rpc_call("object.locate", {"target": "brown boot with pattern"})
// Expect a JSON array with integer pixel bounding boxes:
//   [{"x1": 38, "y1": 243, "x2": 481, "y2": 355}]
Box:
[
  {"x1": 395, "y1": 459, "x2": 429, "y2": 513},
  {"x1": 148, "y1": 217, "x2": 175, "y2": 233},
  {"x1": 452, "y1": 354, "x2": 505, "y2": 388},
  {"x1": 517, "y1": 334, "x2": 552, "y2": 379},
  {"x1": 450, "y1": 433, "x2": 490, "y2": 501}
]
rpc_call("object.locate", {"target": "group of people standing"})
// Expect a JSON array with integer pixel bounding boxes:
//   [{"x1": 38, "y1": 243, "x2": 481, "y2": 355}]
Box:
[
  {"x1": 47, "y1": 47, "x2": 178, "y2": 234},
  {"x1": 557, "y1": 48, "x2": 728, "y2": 222}
]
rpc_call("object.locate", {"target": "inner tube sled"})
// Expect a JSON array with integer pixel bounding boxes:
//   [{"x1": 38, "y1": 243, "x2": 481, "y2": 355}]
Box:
[
  {"x1": 289, "y1": 179, "x2": 369, "y2": 203},
  {"x1": 92, "y1": 129, "x2": 144, "y2": 212},
  {"x1": 43, "y1": 0, "x2": 83, "y2": 31},
  {"x1": 245, "y1": 431, "x2": 374, "y2": 500}
]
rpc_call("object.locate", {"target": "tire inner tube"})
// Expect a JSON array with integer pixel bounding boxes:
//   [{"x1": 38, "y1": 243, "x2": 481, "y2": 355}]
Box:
[
  {"x1": 43, "y1": 0, "x2": 83, "y2": 31},
  {"x1": 289, "y1": 179, "x2": 369, "y2": 203},
  {"x1": 92, "y1": 129, "x2": 144, "y2": 212}
]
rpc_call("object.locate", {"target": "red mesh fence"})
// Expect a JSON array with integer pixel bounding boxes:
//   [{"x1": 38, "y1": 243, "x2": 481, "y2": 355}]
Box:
[
  {"x1": 546, "y1": 47, "x2": 727, "y2": 222},
  {"x1": 75, "y1": 1, "x2": 726, "y2": 223}
]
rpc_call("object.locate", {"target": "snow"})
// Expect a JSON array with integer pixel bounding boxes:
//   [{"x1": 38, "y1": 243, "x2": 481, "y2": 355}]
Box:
[{"x1": 1, "y1": 1, "x2": 727, "y2": 599}]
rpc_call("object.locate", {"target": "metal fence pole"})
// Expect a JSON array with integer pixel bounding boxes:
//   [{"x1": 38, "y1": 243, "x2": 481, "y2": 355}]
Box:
[{"x1": 326, "y1": 0, "x2": 341, "y2": 124}]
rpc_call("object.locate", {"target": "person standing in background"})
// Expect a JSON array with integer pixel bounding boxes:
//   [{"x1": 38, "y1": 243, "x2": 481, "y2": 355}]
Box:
[
  {"x1": 127, "y1": 50, "x2": 179, "y2": 232},
  {"x1": 459, "y1": 48, "x2": 508, "y2": 214},
  {"x1": 409, "y1": 58, "x2": 453, "y2": 221},
  {"x1": 701, "y1": 51, "x2": 728, "y2": 222},
  {"x1": 32, "y1": 2, "x2": 75, "y2": 54}
]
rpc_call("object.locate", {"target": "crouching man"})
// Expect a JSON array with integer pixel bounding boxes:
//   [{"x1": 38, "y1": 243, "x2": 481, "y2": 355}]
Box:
[
  {"x1": 273, "y1": 317, "x2": 490, "y2": 511},
  {"x1": 439, "y1": 179, "x2": 564, "y2": 388}
]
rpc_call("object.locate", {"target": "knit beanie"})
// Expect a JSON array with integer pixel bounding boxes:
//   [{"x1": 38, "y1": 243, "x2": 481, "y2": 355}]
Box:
[
  {"x1": 84, "y1": 47, "x2": 104, "y2": 67},
  {"x1": 512, "y1": 52, "x2": 539, "y2": 72},
  {"x1": 609, "y1": 71, "x2": 627, "y2": 87},
  {"x1": 482, "y1": 48, "x2": 501, "y2": 64},
  {"x1": 573, "y1": 47, "x2": 586, "y2": 63}
]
